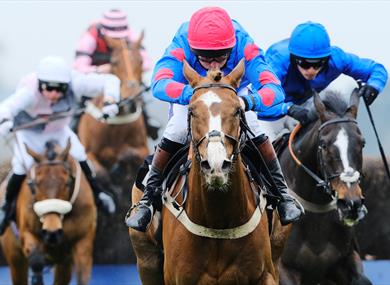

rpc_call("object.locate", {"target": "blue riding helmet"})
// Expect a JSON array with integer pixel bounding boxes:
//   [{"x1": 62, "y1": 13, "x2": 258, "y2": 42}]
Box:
[{"x1": 288, "y1": 21, "x2": 331, "y2": 59}]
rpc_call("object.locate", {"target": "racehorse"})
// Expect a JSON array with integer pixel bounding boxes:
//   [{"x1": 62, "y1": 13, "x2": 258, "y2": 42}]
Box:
[
  {"x1": 77, "y1": 34, "x2": 150, "y2": 262},
  {"x1": 129, "y1": 59, "x2": 290, "y2": 285},
  {"x1": 278, "y1": 89, "x2": 372, "y2": 285},
  {"x1": 0, "y1": 139, "x2": 96, "y2": 285}
]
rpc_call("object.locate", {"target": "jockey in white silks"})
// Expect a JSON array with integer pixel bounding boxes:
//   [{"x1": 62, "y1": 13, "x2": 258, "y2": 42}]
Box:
[{"x1": 0, "y1": 56, "x2": 121, "y2": 234}]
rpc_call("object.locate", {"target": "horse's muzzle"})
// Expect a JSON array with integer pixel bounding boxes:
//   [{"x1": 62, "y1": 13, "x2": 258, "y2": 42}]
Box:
[
  {"x1": 337, "y1": 198, "x2": 368, "y2": 226},
  {"x1": 41, "y1": 228, "x2": 64, "y2": 246}
]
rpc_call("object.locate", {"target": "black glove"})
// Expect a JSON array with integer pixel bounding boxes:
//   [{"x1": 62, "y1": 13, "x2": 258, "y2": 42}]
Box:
[
  {"x1": 287, "y1": 104, "x2": 310, "y2": 126},
  {"x1": 358, "y1": 84, "x2": 379, "y2": 106}
]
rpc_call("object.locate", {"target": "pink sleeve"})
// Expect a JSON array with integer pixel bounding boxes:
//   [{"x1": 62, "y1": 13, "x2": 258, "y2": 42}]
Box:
[{"x1": 73, "y1": 32, "x2": 98, "y2": 73}]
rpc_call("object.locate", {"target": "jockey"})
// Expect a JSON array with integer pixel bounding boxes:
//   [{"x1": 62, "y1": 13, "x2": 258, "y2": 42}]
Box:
[
  {"x1": 125, "y1": 6, "x2": 304, "y2": 232},
  {"x1": 73, "y1": 9, "x2": 152, "y2": 74},
  {"x1": 262, "y1": 21, "x2": 388, "y2": 137},
  {"x1": 0, "y1": 56, "x2": 120, "y2": 234}
]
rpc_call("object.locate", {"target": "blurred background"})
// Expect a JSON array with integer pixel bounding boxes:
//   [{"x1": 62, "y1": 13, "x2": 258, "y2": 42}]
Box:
[
  {"x1": 0, "y1": 0, "x2": 389, "y2": 158},
  {"x1": 0, "y1": 1, "x2": 389, "y2": 283}
]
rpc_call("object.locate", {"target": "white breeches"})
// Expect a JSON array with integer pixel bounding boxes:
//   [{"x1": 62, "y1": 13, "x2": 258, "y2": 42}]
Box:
[
  {"x1": 163, "y1": 104, "x2": 264, "y2": 145},
  {"x1": 12, "y1": 126, "x2": 87, "y2": 175}
]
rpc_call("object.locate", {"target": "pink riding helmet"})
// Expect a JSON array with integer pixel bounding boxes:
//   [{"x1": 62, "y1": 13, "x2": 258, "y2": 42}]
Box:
[
  {"x1": 188, "y1": 7, "x2": 236, "y2": 51},
  {"x1": 101, "y1": 9, "x2": 129, "y2": 38}
]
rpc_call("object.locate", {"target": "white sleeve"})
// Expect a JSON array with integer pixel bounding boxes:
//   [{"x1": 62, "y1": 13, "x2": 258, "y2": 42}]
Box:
[
  {"x1": 71, "y1": 71, "x2": 120, "y2": 102},
  {"x1": 0, "y1": 87, "x2": 35, "y2": 120}
]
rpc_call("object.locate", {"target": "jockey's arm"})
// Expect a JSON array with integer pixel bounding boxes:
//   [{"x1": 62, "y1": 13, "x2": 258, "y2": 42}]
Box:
[
  {"x1": 237, "y1": 36, "x2": 289, "y2": 119},
  {"x1": 336, "y1": 47, "x2": 388, "y2": 94},
  {"x1": 73, "y1": 31, "x2": 100, "y2": 74},
  {"x1": 151, "y1": 51, "x2": 193, "y2": 105},
  {"x1": 0, "y1": 82, "x2": 35, "y2": 121},
  {"x1": 71, "y1": 71, "x2": 120, "y2": 103}
]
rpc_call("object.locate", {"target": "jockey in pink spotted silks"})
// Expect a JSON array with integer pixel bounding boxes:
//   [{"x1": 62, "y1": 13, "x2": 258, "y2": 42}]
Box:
[
  {"x1": 0, "y1": 56, "x2": 120, "y2": 235},
  {"x1": 73, "y1": 9, "x2": 152, "y2": 74},
  {"x1": 125, "y1": 6, "x2": 304, "y2": 232},
  {"x1": 73, "y1": 9, "x2": 159, "y2": 138}
]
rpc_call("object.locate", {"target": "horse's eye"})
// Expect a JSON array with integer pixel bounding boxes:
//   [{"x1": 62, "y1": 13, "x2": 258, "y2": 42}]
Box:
[
  {"x1": 362, "y1": 138, "x2": 366, "y2": 148},
  {"x1": 234, "y1": 107, "x2": 241, "y2": 117}
]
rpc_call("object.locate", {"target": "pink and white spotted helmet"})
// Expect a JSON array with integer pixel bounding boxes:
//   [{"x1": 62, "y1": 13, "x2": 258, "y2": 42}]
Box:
[{"x1": 101, "y1": 9, "x2": 129, "y2": 38}]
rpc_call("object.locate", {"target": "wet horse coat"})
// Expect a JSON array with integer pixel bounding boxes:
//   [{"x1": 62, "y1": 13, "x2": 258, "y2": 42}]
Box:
[{"x1": 130, "y1": 60, "x2": 290, "y2": 285}]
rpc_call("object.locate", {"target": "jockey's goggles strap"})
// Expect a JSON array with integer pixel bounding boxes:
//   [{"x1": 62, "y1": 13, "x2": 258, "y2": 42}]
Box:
[{"x1": 192, "y1": 83, "x2": 237, "y2": 95}]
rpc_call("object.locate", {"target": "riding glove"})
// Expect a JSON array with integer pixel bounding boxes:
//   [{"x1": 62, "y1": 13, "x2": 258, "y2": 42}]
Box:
[
  {"x1": 358, "y1": 84, "x2": 379, "y2": 106},
  {"x1": 0, "y1": 120, "x2": 13, "y2": 136},
  {"x1": 101, "y1": 104, "x2": 119, "y2": 119},
  {"x1": 287, "y1": 105, "x2": 310, "y2": 126}
]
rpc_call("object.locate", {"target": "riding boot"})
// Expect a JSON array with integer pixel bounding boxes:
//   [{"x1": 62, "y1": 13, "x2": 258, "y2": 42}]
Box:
[
  {"x1": 0, "y1": 173, "x2": 26, "y2": 235},
  {"x1": 255, "y1": 136, "x2": 304, "y2": 225},
  {"x1": 79, "y1": 160, "x2": 116, "y2": 215},
  {"x1": 125, "y1": 138, "x2": 183, "y2": 232}
]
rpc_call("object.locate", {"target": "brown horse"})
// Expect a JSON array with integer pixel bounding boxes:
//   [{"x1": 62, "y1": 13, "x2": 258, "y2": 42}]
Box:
[
  {"x1": 0, "y1": 139, "x2": 96, "y2": 285},
  {"x1": 77, "y1": 35, "x2": 150, "y2": 263},
  {"x1": 130, "y1": 60, "x2": 290, "y2": 285},
  {"x1": 278, "y1": 89, "x2": 371, "y2": 285}
]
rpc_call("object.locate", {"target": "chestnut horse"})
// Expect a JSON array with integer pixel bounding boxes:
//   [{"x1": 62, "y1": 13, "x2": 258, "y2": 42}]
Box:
[
  {"x1": 77, "y1": 35, "x2": 150, "y2": 262},
  {"x1": 278, "y1": 90, "x2": 371, "y2": 285},
  {"x1": 0, "y1": 139, "x2": 96, "y2": 285},
  {"x1": 129, "y1": 60, "x2": 290, "y2": 285}
]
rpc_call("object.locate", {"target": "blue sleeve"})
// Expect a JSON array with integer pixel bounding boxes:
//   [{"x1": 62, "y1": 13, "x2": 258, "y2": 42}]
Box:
[
  {"x1": 334, "y1": 47, "x2": 388, "y2": 92},
  {"x1": 151, "y1": 27, "x2": 193, "y2": 105},
  {"x1": 236, "y1": 32, "x2": 288, "y2": 118}
]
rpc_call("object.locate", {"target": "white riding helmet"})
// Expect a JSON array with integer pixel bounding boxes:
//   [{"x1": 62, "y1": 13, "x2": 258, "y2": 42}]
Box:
[{"x1": 36, "y1": 56, "x2": 71, "y2": 83}]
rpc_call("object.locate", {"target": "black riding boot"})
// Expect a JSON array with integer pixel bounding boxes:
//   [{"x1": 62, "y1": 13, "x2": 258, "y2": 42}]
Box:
[
  {"x1": 256, "y1": 136, "x2": 304, "y2": 225},
  {"x1": 125, "y1": 138, "x2": 183, "y2": 232},
  {"x1": 0, "y1": 173, "x2": 26, "y2": 235},
  {"x1": 79, "y1": 160, "x2": 116, "y2": 215}
]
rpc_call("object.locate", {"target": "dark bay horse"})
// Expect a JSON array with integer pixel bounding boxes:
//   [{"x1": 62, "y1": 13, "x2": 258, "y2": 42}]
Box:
[
  {"x1": 77, "y1": 35, "x2": 150, "y2": 262},
  {"x1": 278, "y1": 90, "x2": 371, "y2": 285},
  {"x1": 0, "y1": 139, "x2": 96, "y2": 285},
  {"x1": 130, "y1": 59, "x2": 290, "y2": 285}
]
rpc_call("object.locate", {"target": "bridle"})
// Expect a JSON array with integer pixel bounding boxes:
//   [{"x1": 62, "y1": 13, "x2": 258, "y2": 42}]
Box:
[
  {"x1": 188, "y1": 83, "x2": 248, "y2": 166},
  {"x1": 289, "y1": 117, "x2": 359, "y2": 196}
]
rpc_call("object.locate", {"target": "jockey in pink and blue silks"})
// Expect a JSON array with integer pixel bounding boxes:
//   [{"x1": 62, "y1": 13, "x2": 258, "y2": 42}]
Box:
[
  {"x1": 125, "y1": 6, "x2": 304, "y2": 232},
  {"x1": 0, "y1": 56, "x2": 120, "y2": 234}
]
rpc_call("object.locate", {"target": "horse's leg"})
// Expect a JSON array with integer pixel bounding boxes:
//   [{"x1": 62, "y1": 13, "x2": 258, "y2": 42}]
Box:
[
  {"x1": 20, "y1": 231, "x2": 44, "y2": 285},
  {"x1": 327, "y1": 250, "x2": 372, "y2": 285},
  {"x1": 129, "y1": 185, "x2": 164, "y2": 285},
  {"x1": 1, "y1": 228, "x2": 29, "y2": 285},
  {"x1": 279, "y1": 261, "x2": 302, "y2": 285},
  {"x1": 259, "y1": 272, "x2": 276, "y2": 285},
  {"x1": 53, "y1": 258, "x2": 73, "y2": 285},
  {"x1": 72, "y1": 227, "x2": 95, "y2": 285}
]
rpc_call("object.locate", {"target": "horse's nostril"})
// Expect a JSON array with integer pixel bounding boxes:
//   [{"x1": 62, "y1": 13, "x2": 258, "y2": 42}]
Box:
[
  {"x1": 222, "y1": 160, "x2": 232, "y2": 171},
  {"x1": 200, "y1": 160, "x2": 211, "y2": 171}
]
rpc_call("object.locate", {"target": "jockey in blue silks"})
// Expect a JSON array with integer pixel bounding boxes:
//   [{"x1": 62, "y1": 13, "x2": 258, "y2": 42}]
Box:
[
  {"x1": 125, "y1": 6, "x2": 304, "y2": 232},
  {"x1": 260, "y1": 21, "x2": 388, "y2": 139}
]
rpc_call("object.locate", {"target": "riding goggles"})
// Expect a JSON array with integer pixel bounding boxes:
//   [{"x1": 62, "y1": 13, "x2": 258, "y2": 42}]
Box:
[
  {"x1": 294, "y1": 56, "x2": 329, "y2": 70},
  {"x1": 39, "y1": 80, "x2": 69, "y2": 93},
  {"x1": 197, "y1": 54, "x2": 230, "y2": 64}
]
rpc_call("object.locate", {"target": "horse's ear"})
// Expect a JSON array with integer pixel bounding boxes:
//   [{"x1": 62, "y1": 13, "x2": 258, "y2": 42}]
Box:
[
  {"x1": 346, "y1": 88, "x2": 360, "y2": 119},
  {"x1": 225, "y1": 59, "x2": 245, "y2": 89},
  {"x1": 58, "y1": 138, "x2": 71, "y2": 161},
  {"x1": 134, "y1": 30, "x2": 144, "y2": 49},
  {"x1": 183, "y1": 59, "x2": 201, "y2": 87},
  {"x1": 25, "y1": 144, "x2": 43, "y2": 163},
  {"x1": 314, "y1": 91, "x2": 332, "y2": 122}
]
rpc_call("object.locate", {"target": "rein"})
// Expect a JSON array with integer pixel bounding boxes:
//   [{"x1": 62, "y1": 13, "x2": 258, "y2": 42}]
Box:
[{"x1": 288, "y1": 118, "x2": 358, "y2": 212}]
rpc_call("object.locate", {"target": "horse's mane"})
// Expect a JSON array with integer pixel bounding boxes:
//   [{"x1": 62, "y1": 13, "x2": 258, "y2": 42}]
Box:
[
  {"x1": 321, "y1": 90, "x2": 349, "y2": 116},
  {"x1": 45, "y1": 139, "x2": 60, "y2": 161}
]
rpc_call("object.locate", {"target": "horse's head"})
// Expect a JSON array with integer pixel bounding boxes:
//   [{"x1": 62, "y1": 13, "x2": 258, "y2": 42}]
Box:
[
  {"x1": 105, "y1": 33, "x2": 144, "y2": 100},
  {"x1": 314, "y1": 89, "x2": 367, "y2": 226},
  {"x1": 184, "y1": 59, "x2": 245, "y2": 190},
  {"x1": 25, "y1": 139, "x2": 76, "y2": 245}
]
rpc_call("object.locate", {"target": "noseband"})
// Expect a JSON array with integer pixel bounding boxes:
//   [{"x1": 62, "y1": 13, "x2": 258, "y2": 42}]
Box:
[{"x1": 188, "y1": 83, "x2": 247, "y2": 165}]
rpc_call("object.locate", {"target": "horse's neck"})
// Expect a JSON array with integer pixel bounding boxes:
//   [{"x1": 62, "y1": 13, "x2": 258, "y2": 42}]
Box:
[{"x1": 186, "y1": 157, "x2": 254, "y2": 228}]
